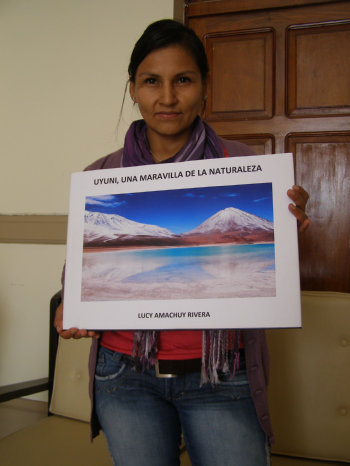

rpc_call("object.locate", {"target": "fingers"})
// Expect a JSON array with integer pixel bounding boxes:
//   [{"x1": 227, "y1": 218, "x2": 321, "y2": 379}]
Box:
[
  {"x1": 287, "y1": 185, "x2": 310, "y2": 233},
  {"x1": 287, "y1": 185, "x2": 309, "y2": 211},
  {"x1": 288, "y1": 204, "x2": 311, "y2": 233},
  {"x1": 57, "y1": 327, "x2": 79, "y2": 339},
  {"x1": 71, "y1": 329, "x2": 101, "y2": 339},
  {"x1": 298, "y1": 217, "x2": 311, "y2": 234},
  {"x1": 54, "y1": 300, "x2": 100, "y2": 339},
  {"x1": 54, "y1": 302, "x2": 66, "y2": 336},
  {"x1": 88, "y1": 330, "x2": 101, "y2": 339},
  {"x1": 56, "y1": 326, "x2": 100, "y2": 340}
]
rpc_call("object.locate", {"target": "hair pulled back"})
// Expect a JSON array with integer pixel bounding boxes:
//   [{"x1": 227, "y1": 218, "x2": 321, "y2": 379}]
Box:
[{"x1": 128, "y1": 19, "x2": 209, "y2": 82}]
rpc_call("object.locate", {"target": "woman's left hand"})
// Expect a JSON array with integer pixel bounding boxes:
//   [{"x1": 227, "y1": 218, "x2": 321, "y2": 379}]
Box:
[{"x1": 287, "y1": 185, "x2": 310, "y2": 233}]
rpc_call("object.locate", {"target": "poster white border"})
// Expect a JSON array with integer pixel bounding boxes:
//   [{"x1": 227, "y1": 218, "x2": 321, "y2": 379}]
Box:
[{"x1": 63, "y1": 154, "x2": 301, "y2": 330}]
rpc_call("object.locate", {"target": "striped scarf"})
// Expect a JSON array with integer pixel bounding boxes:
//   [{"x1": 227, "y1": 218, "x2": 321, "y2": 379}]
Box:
[{"x1": 122, "y1": 118, "x2": 240, "y2": 384}]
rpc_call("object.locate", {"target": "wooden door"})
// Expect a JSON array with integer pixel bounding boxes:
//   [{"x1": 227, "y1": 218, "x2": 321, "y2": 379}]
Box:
[{"x1": 186, "y1": 0, "x2": 350, "y2": 292}]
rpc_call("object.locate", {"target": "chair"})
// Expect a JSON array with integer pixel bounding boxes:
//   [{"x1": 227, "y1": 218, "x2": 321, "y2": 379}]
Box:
[
  {"x1": 0, "y1": 291, "x2": 349, "y2": 465},
  {"x1": 267, "y1": 291, "x2": 350, "y2": 465},
  {"x1": 0, "y1": 292, "x2": 190, "y2": 466}
]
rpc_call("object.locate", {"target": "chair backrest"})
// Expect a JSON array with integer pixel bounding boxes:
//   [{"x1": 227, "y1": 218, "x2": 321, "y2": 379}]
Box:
[
  {"x1": 49, "y1": 291, "x2": 350, "y2": 462},
  {"x1": 49, "y1": 336, "x2": 91, "y2": 422},
  {"x1": 267, "y1": 291, "x2": 350, "y2": 463}
]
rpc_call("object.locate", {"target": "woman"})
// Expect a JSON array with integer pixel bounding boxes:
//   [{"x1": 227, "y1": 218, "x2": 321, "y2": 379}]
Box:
[{"x1": 55, "y1": 19, "x2": 310, "y2": 466}]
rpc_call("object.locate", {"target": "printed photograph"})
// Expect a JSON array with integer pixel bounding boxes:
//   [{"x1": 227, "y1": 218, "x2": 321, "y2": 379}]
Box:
[{"x1": 81, "y1": 183, "x2": 275, "y2": 301}]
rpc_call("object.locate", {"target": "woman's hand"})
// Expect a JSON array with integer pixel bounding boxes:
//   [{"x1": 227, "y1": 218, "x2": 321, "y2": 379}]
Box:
[
  {"x1": 287, "y1": 185, "x2": 310, "y2": 233},
  {"x1": 54, "y1": 301, "x2": 100, "y2": 340}
]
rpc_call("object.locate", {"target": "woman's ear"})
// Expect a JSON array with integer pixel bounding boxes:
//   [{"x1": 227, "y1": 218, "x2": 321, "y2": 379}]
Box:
[{"x1": 129, "y1": 81, "x2": 136, "y2": 103}]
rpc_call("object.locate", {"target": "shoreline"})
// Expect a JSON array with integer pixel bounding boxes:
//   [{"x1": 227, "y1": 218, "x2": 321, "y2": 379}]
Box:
[{"x1": 83, "y1": 241, "x2": 274, "y2": 254}]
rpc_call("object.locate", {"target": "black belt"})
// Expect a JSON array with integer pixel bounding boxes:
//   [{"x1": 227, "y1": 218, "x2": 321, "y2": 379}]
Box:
[
  {"x1": 122, "y1": 350, "x2": 244, "y2": 378},
  {"x1": 155, "y1": 358, "x2": 202, "y2": 378}
]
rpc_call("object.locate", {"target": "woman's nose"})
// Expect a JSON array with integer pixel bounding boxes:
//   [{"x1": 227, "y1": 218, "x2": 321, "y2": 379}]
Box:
[{"x1": 159, "y1": 83, "x2": 177, "y2": 105}]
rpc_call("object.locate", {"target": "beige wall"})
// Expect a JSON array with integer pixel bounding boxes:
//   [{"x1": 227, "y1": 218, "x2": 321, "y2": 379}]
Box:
[
  {"x1": 0, "y1": 0, "x2": 174, "y2": 400},
  {"x1": 1, "y1": 0, "x2": 173, "y2": 214}
]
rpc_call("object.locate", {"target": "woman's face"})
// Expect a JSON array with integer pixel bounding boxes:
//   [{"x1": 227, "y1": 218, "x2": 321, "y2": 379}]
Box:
[{"x1": 129, "y1": 45, "x2": 206, "y2": 149}]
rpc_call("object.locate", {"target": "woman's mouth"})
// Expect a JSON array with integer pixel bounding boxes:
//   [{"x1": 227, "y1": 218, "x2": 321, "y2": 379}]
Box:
[{"x1": 155, "y1": 112, "x2": 181, "y2": 120}]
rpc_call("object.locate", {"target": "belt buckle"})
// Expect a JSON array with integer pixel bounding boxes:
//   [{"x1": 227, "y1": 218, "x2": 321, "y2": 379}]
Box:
[{"x1": 155, "y1": 360, "x2": 177, "y2": 378}]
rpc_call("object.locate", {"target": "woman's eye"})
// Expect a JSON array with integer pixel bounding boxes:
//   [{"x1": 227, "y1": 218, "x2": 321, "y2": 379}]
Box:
[
  {"x1": 178, "y1": 76, "x2": 190, "y2": 84},
  {"x1": 145, "y1": 77, "x2": 157, "y2": 85}
]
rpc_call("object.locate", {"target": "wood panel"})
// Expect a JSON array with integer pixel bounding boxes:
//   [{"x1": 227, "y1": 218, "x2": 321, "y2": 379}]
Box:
[
  {"x1": 286, "y1": 132, "x2": 350, "y2": 292},
  {"x1": 187, "y1": 1, "x2": 350, "y2": 150},
  {"x1": 186, "y1": 0, "x2": 342, "y2": 16},
  {"x1": 287, "y1": 20, "x2": 350, "y2": 117},
  {"x1": 186, "y1": 0, "x2": 350, "y2": 292},
  {"x1": 205, "y1": 28, "x2": 275, "y2": 120},
  {"x1": 219, "y1": 134, "x2": 275, "y2": 155}
]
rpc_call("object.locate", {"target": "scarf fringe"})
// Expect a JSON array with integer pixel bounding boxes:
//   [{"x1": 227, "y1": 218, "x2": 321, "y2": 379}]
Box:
[
  {"x1": 201, "y1": 329, "x2": 240, "y2": 385},
  {"x1": 126, "y1": 117, "x2": 239, "y2": 385},
  {"x1": 132, "y1": 330, "x2": 158, "y2": 371},
  {"x1": 133, "y1": 329, "x2": 240, "y2": 385}
]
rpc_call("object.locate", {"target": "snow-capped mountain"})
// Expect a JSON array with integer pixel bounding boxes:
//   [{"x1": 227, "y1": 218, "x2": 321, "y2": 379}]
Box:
[
  {"x1": 83, "y1": 207, "x2": 274, "y2": 248},
  {"x1": 84, "y1": 211, "x2": 174, "y2": 244},
  {"x1": 186, "y1": 207, "x2": 273, "y2": 235}
]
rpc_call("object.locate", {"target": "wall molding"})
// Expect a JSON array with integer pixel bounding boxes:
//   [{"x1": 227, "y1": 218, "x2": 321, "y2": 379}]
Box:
[
  {"x1": 0, "y1": 215, "x2": 67, "y2": 244},
  {"x1": 173, "y1": 0, "x2": 185, "y2": 22}
]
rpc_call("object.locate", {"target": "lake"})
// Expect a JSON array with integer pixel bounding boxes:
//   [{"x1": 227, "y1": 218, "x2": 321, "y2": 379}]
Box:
[{"x1": 81, "y1": 243, "x2": 275, "y2": 301}]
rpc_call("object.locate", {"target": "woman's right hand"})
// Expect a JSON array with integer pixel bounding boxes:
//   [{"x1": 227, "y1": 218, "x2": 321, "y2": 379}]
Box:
[{"x1": 54, "y1": 301, "x2": 101, "y2": 340}]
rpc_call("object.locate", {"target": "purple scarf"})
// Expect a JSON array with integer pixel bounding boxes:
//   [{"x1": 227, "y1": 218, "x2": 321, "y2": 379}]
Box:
[
  {"x1": 121, "y1": 118, "x2": 240, "y2": 384},
  {"x1": 121, "y1": 117, "x2": 224, "y2": 167}
]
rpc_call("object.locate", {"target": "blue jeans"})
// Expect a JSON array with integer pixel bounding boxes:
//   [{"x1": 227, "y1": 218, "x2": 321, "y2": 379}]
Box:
[{"x1": 95, "y1": 346, "x2": 270, "y2": 466}]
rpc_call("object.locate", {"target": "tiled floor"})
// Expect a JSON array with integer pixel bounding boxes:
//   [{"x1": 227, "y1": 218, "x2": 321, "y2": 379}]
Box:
[{"x1": 0, "y1": 398, "x2": 48, "y2": 439}]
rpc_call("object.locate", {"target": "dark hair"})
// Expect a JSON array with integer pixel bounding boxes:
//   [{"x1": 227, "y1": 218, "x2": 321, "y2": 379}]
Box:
[{"x1": 128, "y1": 19, "x2": 209, "y2": 82}]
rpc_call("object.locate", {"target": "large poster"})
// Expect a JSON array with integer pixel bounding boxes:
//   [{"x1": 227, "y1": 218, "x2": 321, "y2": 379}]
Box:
[{"x1": 63, "y1": 154, "x2": 301, "y2": 330}]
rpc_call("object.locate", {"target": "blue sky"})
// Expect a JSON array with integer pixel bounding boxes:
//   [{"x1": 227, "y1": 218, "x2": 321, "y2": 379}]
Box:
[{"x1": 85, "y1": 183, "x2": 273, "y2": 234}]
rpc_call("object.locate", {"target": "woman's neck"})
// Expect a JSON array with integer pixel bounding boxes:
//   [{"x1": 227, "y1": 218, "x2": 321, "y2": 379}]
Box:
[{"x1": 147, "y1": 127, "x2": 194, "y2": 163}]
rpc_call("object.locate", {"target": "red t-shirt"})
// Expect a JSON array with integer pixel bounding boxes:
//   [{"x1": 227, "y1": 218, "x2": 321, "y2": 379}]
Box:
[
  {"x1": 101, "y1": 329, "x2": 242, "y2": 359},
  {"x1": 97, "y1": 141, "x2": 246, "y2": 361},
  {"x1": 101, "y1": 330, "x2": 203, "y2": 359}
]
